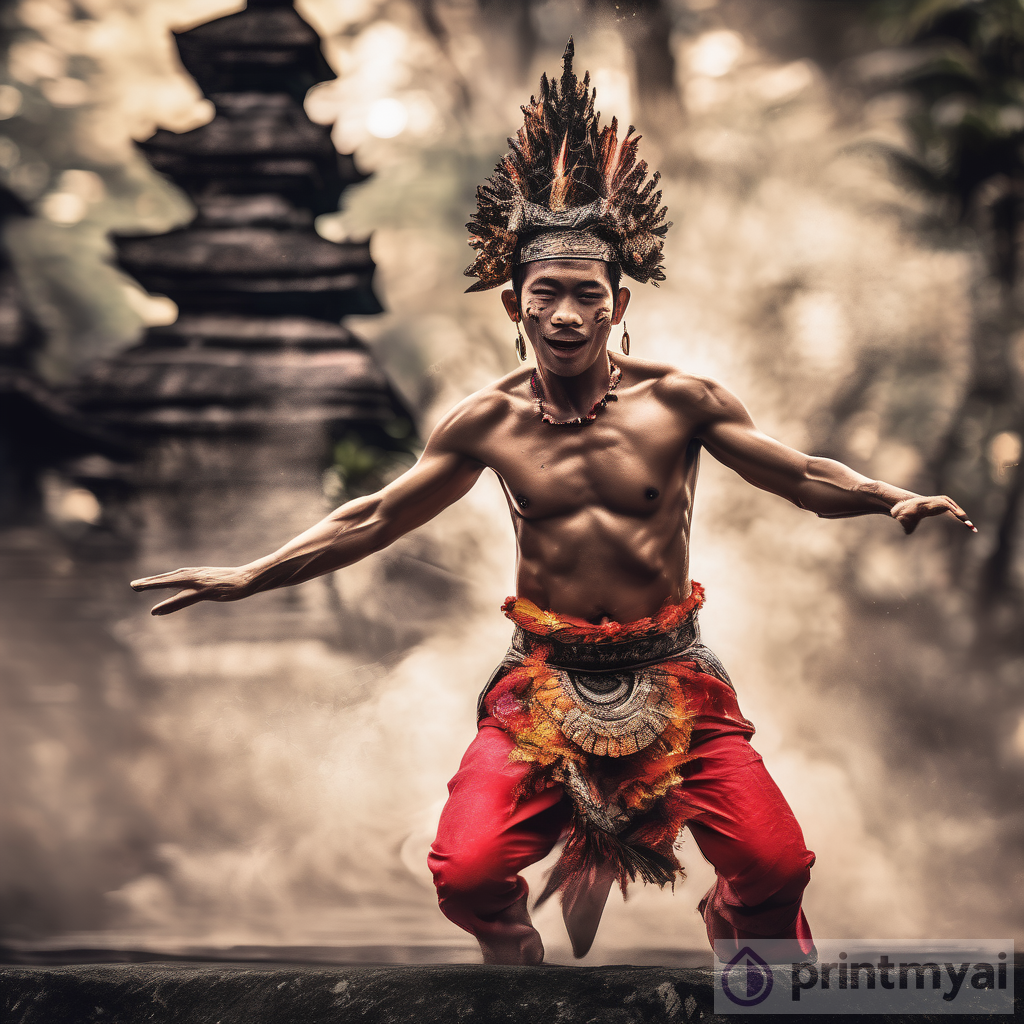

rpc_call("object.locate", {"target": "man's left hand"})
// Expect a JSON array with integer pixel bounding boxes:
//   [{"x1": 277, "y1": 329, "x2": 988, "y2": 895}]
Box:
[{"x1": 890, "y1": 495, "x2": 976, "y2": 535}]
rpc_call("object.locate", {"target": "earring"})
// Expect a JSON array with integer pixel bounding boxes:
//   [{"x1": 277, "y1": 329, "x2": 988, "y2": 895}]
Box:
[
  {"x1": 515, "y1": 320, "x2": 527, "y2": 362},
  {"x1": 620, "y1": 320, "x2": 630, "y2": 356}
]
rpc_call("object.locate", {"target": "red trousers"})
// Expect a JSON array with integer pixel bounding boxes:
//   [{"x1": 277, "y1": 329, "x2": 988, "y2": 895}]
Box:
[{"x1": 428, "y1": 717, "x2": 814, "y2": 964}]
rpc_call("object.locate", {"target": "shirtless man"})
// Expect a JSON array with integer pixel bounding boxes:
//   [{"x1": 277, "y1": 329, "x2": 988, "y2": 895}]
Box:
[{"x1": 131, "y1": 45, "x2": 974, "y2": 966}]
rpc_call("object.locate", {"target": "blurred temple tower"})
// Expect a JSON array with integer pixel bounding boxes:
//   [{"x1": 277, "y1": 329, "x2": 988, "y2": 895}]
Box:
[{"x1": 69, "y1": 0, "x2": 413, "y2": 649}]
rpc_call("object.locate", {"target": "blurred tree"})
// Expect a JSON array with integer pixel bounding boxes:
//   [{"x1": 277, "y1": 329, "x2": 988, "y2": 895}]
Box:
[
  {"x1": 0, "y1": 0, "x2": 199, "y2": 382},
  {"x1": 874, "y1": 0, "x2": 1024, "y2": 632},
  {"x1": 412, "y1": 0, "x2": 685, "y2": 120}
]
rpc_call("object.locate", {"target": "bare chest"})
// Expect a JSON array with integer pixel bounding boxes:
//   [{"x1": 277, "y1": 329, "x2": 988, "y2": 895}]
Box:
[{"x1": 478, "y1": 392, "x2": 696, "y2": 519}]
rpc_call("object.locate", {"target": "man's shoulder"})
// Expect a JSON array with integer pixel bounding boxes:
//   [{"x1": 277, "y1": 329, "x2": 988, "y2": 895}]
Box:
[
  {"x1": 430, "y1": 367, "x2": 532, "y2": 444},
  {"x1": 623, "y1": 357, "x2": 732, "y2": 411},
  {"x1": 457, "y1": 366, "x2": 533, "y2": 417}
]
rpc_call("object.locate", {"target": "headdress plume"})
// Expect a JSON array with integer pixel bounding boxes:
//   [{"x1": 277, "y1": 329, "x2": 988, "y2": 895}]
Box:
[{"x1": 465, "y1": 39, "x2": 670, "y2": 292}]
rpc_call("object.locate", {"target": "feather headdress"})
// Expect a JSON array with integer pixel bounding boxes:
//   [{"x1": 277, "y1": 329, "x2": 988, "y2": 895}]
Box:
[{"x1": 465, "y1": 39, "x2": 670, "y2": 292}]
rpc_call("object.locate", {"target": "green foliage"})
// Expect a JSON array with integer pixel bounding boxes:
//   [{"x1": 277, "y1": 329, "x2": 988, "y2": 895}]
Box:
[
  {"x1": 332, "y1": 435, "x2": 385, "y2": 489},
  {"x1": 323, "y1": 421, "x2": 419, "y2": 502}
]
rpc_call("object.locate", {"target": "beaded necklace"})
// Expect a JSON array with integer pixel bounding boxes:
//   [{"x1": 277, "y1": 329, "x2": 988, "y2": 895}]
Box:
[{"x1": 529, "y1": 356, "x2": 622, "y2": 426}]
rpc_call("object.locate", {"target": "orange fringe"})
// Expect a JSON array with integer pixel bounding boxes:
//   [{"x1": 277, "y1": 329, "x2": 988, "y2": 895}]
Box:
[{"x1": 502, "y1": 582, "x2": 705, "y2": 645}]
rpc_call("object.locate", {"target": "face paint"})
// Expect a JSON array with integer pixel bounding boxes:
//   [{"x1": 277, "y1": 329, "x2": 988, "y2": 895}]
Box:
[{"x1": 515, "y1": 259, "x2": 627, "y2": 377}]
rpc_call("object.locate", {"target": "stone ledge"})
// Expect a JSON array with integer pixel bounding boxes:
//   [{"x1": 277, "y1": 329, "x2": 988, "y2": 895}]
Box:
[
  {"x1": 4, "y1": 964, "x2": 707, "y2": 1024},
  {"x1": 1, "y1": 962, "x2": 1020, "y2": 1024}
]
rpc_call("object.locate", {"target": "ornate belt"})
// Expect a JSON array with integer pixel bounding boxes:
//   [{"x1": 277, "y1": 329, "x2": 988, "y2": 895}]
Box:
[
  {"x1": 509, "y1": 614, "x2": 698, "y2": 670},
  {"x1": 482, "y1": 612, "x2": 733, "y2": 758}
]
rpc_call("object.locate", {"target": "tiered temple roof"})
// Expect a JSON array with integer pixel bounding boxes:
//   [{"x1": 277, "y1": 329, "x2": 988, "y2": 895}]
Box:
[{"x1": 73, "y1": 0, "x2": 406, "y2": 434}]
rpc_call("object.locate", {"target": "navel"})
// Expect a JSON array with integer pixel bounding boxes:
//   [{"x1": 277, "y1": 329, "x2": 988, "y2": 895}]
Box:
[{"x1": 645, "y1": 487, "x2": 659, "y2": 501}]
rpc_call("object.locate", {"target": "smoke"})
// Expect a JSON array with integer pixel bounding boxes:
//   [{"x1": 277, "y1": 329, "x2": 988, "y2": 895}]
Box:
[{"x1": 0, "y1": 0, "x2": 1020, "y2": 963}]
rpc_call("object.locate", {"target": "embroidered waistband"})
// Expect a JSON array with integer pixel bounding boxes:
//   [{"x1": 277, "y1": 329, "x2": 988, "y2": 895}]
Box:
[{"x1": 501, "y1": 583, "x2": 705, "y2": 671}]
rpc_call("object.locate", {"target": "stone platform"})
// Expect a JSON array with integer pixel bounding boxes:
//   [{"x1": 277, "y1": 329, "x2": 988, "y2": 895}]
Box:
[
  {"x1": 5, "y1": 964, "x2": 701, "y2": 1024},
  {"x1": 0, "y1": 961, "x2": 1020, "y2": 1024}
]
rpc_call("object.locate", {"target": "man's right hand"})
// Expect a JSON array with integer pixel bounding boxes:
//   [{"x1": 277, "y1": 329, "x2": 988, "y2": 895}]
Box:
[
  {"x1": 130, "y1": 566, "x2": 254, "y2": 616},
  {"x1": 130, "y1": 397, "x2": 488, "y2": 619}
]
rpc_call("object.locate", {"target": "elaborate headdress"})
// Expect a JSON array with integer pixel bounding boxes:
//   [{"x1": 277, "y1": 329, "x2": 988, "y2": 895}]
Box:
[{"x1": 464, "y1": 39, "x2": 670, "y2": 292}]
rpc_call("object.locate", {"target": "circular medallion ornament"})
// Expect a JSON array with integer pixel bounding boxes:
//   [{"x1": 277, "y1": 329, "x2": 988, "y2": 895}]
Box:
[{"x1": 547, "y1": 666, "x2": 674, "y2": 756}]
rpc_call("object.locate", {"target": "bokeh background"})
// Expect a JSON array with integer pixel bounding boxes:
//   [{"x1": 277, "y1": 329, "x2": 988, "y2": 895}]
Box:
[{"x1": 0, "y1": 0, "x2": 1022, "y2": 964}]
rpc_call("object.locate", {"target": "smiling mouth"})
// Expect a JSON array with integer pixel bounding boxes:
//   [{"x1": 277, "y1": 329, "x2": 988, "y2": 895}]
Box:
[{"x1": 543, "y1": 334, "x2": 587, "y2": 350}]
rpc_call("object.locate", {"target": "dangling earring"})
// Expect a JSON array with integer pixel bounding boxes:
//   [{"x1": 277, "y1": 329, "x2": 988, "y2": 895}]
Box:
[
  {"x1": 620, "y1": 320, "x2": 630, "y2": 356},
  {"x1": 515, "y1": 320, "x2": 527, "y2": 362}
]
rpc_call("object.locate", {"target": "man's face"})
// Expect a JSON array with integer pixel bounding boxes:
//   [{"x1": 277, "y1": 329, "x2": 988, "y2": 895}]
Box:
[{"x1": 501, "y1": 259, "x2": 630, "y2": 377}]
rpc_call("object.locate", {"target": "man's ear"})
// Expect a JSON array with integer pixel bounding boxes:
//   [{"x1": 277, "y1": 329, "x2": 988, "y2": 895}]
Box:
[
  {"x1": 500, "y1": 288, "x2": 520, "y2": 322},
  {"x1": 611, "y1": 286, "x2": 631, "y2": 325}
]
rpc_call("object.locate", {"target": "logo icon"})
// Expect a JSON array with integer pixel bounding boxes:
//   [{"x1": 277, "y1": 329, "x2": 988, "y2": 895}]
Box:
[{"x1": 721, "y1": 945, "x2": 775, "y2": 1007}]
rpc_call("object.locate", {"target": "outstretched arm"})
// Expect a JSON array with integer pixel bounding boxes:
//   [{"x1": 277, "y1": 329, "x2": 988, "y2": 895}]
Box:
[
  {"x1": 686, "y1": 376, "x2": 975, "y2": 535},
  {"x1": 131, "y1": 410, "x2": 487, "y2": 615}
]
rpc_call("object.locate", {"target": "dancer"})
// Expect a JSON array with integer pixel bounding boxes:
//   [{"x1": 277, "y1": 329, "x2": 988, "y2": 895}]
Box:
[{"x1": 132, "y1": 41, "x2": 974, "y2": 965}]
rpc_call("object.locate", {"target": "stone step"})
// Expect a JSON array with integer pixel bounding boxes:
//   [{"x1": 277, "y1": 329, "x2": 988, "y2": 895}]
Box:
[
  {"x1": 4, "y1": 963, "x2": 705, "y2": 1023},
  {"x1": 0, "y1": 962, "x2": 1020, "y2": 1024}
]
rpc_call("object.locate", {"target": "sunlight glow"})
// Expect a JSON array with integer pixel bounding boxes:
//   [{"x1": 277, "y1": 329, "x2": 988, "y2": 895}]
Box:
[
  {"x1": 688, "y1": 30, "x2": 744, "y2": 78},
  {"x1": 367, "y1": 97, "x2": 408, "y2": 139}
]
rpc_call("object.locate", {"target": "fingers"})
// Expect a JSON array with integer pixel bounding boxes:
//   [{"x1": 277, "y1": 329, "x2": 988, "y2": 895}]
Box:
[
  {"x1": 939, "y1": 496, "x2": 976, "y2": 533},
  {"x1": 945, "y1": 505, "x2": 977, "y2": 533},
  {"x1": 131, "y1": 569, "x2": 195, "y2": 591},
  {"x1": 150, "y1": 589, "x2": 203, "y2": 616},
  {"x1": 130, "y1": 568, "x2": 207, "y2": 613}
]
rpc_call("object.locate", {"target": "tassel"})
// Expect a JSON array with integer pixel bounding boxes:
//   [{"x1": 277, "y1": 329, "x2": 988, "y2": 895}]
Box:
[{"x1": 534, "y1": 805, "x2": 684, "y2": 908}]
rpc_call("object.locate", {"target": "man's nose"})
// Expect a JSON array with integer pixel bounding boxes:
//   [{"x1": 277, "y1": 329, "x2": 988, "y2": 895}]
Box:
[{"x1": 550, "y1": 300, "x2": 583, "y2": 326}]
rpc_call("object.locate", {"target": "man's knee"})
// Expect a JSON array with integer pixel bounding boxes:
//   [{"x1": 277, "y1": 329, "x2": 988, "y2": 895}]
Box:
[
  {"x1": 428, "y1": 842, "x2": 517, "y2": 907},
  {"x1": 744, "y1": 841, "x2": 815, "y2": 908},
  {"x1": 428, "y1": 847, "x2": 484, "y2": 900},
  {"x1": 771, "y1": 843, "x2": 814, "y2": 896}
]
